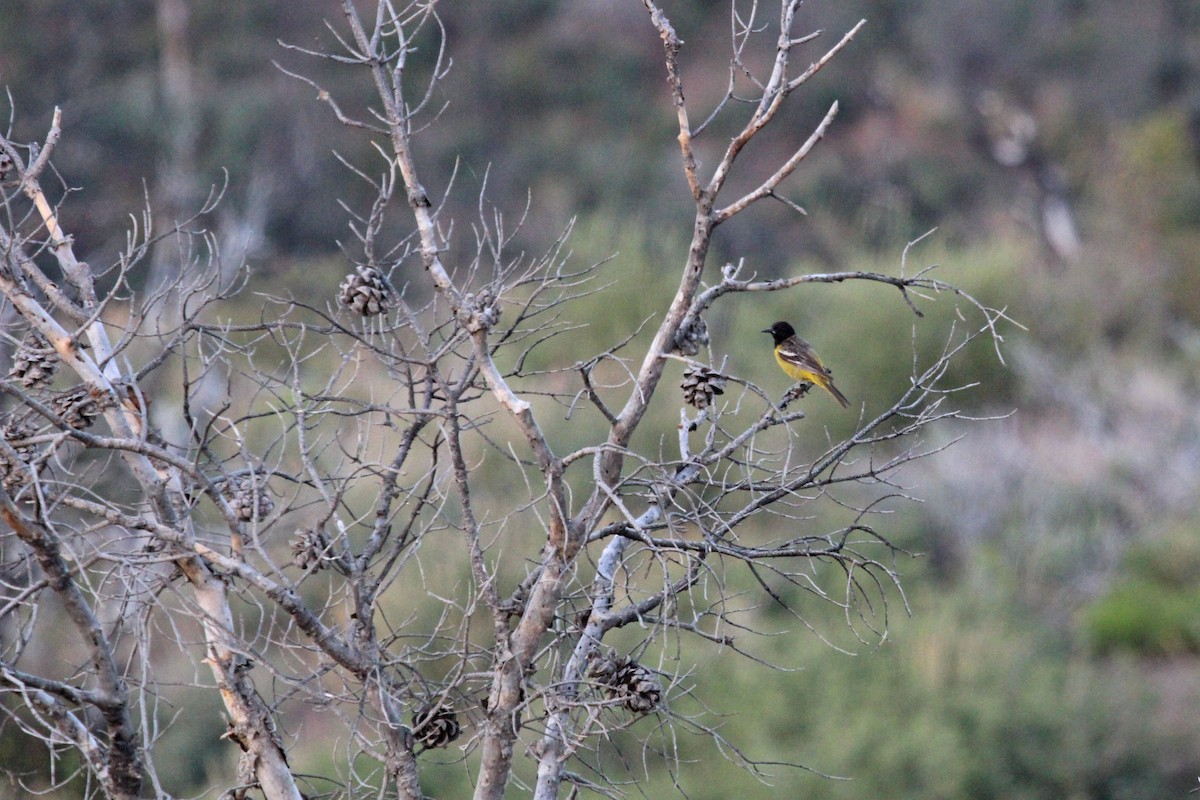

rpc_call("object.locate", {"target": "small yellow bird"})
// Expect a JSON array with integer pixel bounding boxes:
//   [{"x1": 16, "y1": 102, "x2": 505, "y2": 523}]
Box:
[{"x1": 762, "y1": 320, "x2": 850, "y2": 408}]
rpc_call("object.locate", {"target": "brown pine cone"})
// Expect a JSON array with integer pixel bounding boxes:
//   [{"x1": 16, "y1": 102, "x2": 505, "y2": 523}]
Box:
[
  {"x1": 338, "y1": 265, "x2": 392, "y2": 316},
  {"x1": 412, "y1": 702, "x2": 461, "y2": 749},
  {"x1": 680, "y1": 364, "x2": 726, "y2": 410}
]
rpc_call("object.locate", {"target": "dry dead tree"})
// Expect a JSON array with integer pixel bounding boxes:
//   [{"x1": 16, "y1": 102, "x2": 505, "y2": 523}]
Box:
[{"x1": 0, "y1": 2, "x2": 1007, "y2": 799}]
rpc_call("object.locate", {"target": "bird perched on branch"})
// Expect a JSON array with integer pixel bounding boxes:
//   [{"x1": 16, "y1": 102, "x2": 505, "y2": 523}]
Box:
[{"x1": 762, "y1": 320, "x2": 850, "y2": 408}]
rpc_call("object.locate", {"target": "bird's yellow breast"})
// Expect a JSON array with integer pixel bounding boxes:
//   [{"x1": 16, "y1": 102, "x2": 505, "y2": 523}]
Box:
[{"x1": 774, "y1": 347, "x2": 821, "y2": 383}]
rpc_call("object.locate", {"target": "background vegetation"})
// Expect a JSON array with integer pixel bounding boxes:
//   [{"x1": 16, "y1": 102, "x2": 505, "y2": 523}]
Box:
[{"x1": 2, "y1": 0, "x2": 1199, "y2": 796}]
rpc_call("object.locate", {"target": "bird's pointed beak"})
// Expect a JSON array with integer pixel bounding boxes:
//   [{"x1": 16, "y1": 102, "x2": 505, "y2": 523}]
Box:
[{"x1": 760, "y1": 328, "x2": 772, "y2": 334}]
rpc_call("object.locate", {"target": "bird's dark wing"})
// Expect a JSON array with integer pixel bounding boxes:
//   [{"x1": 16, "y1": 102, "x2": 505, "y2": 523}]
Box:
[{"x1": 777, "y1": 337, "x2": 832, "y2": 377}]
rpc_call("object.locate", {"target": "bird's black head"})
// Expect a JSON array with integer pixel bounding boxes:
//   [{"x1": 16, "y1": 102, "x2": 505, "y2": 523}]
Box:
[{"x1": 762, "y1": 320, "x2": 795, "y2": 345}]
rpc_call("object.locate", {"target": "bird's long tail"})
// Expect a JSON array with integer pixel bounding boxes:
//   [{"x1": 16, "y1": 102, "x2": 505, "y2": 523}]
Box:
[{"x1": 814, "y1": 375, "x2": 851, "y2": 409}]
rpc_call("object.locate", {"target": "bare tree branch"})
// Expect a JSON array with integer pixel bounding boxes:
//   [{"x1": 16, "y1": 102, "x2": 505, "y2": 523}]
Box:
[{"x1": 0, "y1": 4, "x2": 1007, "y2": 800}]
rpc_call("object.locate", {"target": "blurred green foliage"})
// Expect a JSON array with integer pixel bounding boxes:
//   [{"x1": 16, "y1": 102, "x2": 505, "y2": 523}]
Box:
[
  {"x1": 1085, "y1": 581, "x2": 1200, "y2": 656},
  {"x1": 1084, "y1": 526, "x2": 1200, "y2": 656},
  {"x1": 635, "y1": 579, "x2": 1177, "y2": 799}
]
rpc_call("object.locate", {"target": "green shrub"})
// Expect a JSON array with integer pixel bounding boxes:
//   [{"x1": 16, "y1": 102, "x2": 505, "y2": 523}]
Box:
[
  {"x1": 639, "y1": 585, "x2": 1176, "y2": 800},
  {"x1": 1084, "y1": 581, "x2": 1200, "y2": 656},
  {"x1": 1083, "y1": 527, "x2": 1200, "y2": 656}
]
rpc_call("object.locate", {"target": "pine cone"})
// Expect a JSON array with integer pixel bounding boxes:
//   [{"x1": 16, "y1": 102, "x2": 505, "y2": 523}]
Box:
[
  {"x1": 9, "y1": 332, "x2": 58, "y2": 390},
  {"x1": 589, "y1": 653, "x2": 662, "y2": 714},
  {"x1": 680, "y1": 365, "x2": 726, "y2": 410},
  {"x1": 227, "y1": 475, "x2": 275, "y2": 521},
  {"x1": 674, "y1": 315, "x2": 710, "y2": 356},
  {"x1": 0, "y1": 421, "x2": 37, "y2": 492},
  {"x1": 290, "y1": 527, "x2": 330, "y2": 570},
  {"x1": 51, "y1": 386, "x2": 106, "y2": 429},
  {"x1": 412, "y1": 702, "x2": 461, "y2": 749},
  {"x1": 338, "y1": 265, "x2": 392, "y2": 316}
]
